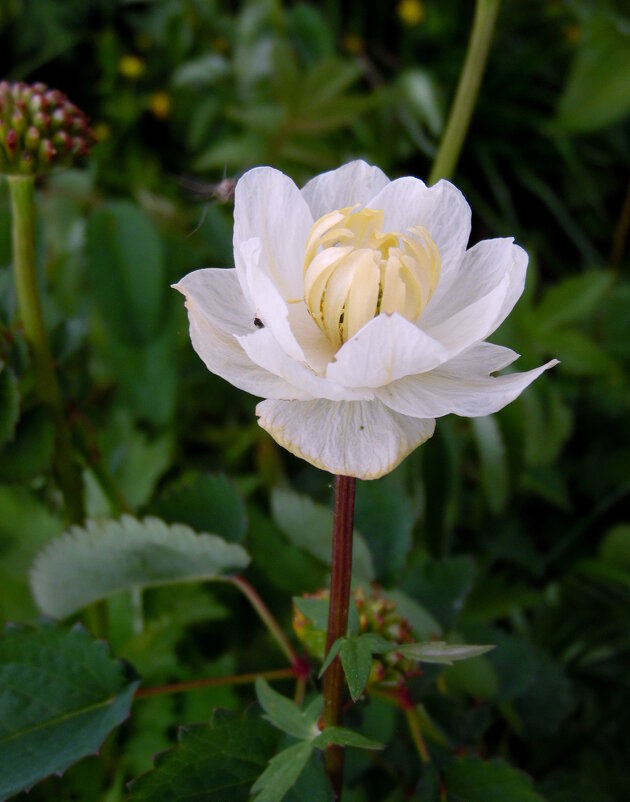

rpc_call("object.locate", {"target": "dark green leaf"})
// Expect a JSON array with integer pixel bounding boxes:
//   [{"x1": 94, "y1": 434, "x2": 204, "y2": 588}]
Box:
[
  {"x1": 0, "y1": 623, "x2": 139, "y2": 801},
  {"x1": 86, "y1": 201, "x2": 166, "y2": 347},
  {"x1": 152, "y1": 473, "x2": 248, "y2": 543},
  {"x1": 0, "y1": 407, "x2": 55, "y2": 482},
  {"x1": 471, "y1": 416, "x2": 509, "y2": 515},
  {"x1": 354, "y1": 477, "x2": 415, "y2": 582},
  {"x1": 0, "y1": 364, "x2": 19, "y2": 448},
  {"x1": 129, "y1": 711, "x2": 277, "y2": 801},
  {"x1": 402, "y1": 554, "x2": 475, "y2": 630},
  {"x1": 339, "y1": 636, "x2": 373, "y2": 701},
  {"x1": 271, "y1": 488, "x2": 374, "y2": 581},
  {"x1": 534, "y1": 270, "x2": 613, "y2": 332},
  {"x1": 318, "y1": 638, "x2": 343, "y2": 679},
  {"x1": 444, "y1": 757, "x2": 546, "y2": 802},
  {"x1": 556, "y1": 15, "x2": 630, "y2": 133}
]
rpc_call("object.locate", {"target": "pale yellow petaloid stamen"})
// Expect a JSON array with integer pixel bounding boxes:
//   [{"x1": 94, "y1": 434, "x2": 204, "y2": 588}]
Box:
[{"x1": 303, "y1": 206, "x2": 441, "y2": 349}]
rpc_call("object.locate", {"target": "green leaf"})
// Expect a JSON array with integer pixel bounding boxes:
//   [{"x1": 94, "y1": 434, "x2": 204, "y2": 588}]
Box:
[
  {"x1": 599, "y1": 524, "x2": 630, "y2": 569},
  {"x1": 0, "y1": 407, "x2": 55, "y2": 482},
  {"x1": 534, "y1": 270, "x2": 613, "y2": 332},
  {"x1": 397, "y1": 641, "x2": 495, "y2": 665},
  {"x1": 0, "y1": 623, "x2": 139, "y2": 801},
  {"x1": 471, "y1": 416, "x2": 509, "y2": 516},
  {"x1": 444, "y1": 757, "x2": 546, "y2": 801},
  {"x1": 339, "y1": 636, "x2": 373, "y2": 701},
  {"x1": 318, "y1": 638, "x2": 343, "y2": 678},
  {"x1": 251, "y1": 741, "x2": 314, "y2": 802},
  {"x1": 444, "y1": 656, "x2": 499, "y2": 700},
  {"x1": 313, "y1": 727, "x2": 383, "y2": 751},
  {"x1": 152, "y1": 472, "x2": 248, "y2": 543},
  {"x1": 128, "y1": 711, "x2": 277, "y2": 801},
  {"x1": 30, "y1": 515, "x2": 250, "y2": 619},
  {"x1": 556, "y1": 14, "x2": 630, "y2": 133},
  {"x1": 382, "y1": 589, "x2": 442, "y2": 639},
  {"x1": 0, "y1": 363, "x2": 19, "y2": 448},
  {"x1": 271, "y1": 488, "x2": 374, "y2": 581},
  {"x1": 86, "y1": 201, "x2": 166, "y2": 347},
  {"x1": 255, "y1": 679, "x2": 321, "y2": 741},
  {"x1": 354, "y1": 477, "x2": 414, "y2": 582},
  {"x1": 402, "y1": 554, "x2": 475, "y2": 630},
  {"x1": 292, "y1": 596, "x2": 360, "y2": 635}
]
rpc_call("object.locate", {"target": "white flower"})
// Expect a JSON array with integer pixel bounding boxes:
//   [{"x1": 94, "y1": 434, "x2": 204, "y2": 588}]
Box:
[{"x1": 175, "y1": 161, "x2": 557, "y2": 479}]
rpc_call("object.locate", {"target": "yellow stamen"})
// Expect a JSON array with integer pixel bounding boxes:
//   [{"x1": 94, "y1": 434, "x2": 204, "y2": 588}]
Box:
[{"x1": 303, "y1": 206, "x2": 441, "y2": 349}]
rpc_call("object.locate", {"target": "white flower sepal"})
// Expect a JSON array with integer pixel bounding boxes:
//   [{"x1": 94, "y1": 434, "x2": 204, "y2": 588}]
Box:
[{"x1": 175, "y1": 161, "x2": 557, "y2": 479}]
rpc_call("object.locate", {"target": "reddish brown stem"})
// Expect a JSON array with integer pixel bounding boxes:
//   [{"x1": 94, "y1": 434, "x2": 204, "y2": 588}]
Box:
[
  {"x1": 134, "y1": 667, "x2": 295, "y2": 700},
  {"x1": 322, "y1": 474, "x2": 356, "y2": 800}
]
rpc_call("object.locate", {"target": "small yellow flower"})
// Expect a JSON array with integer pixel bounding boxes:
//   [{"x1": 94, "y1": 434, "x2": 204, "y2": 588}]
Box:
[
  {"x1": 342, "y1": 34, "x2": 364, "y2": 55},
  {"x1": 397, "y1": 0, "x2": 426, "y2": 27},
  {"x1": 119, "y1": 55, "x2": 146, "y2": 80},
  {"x1": 149, "y1": 91, "x2": 172, "y2": 120}
]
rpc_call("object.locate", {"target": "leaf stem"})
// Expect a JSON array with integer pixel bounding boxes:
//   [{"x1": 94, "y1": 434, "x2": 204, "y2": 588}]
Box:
[
  {"x1": 226, "y1": 575, "x2": 298, "y2": 665},
  {"x1": 323, "y1": 474, "x2": 356, "y2": 800},
  {"x1": 428, "y1": 0, "x2": 502, "y2": 184},
  {"x1": 135, "y1": 667, "x2": 296, "y2": 700},
  {"x1": 7, "y1": 175, "x2": 84, "y2": 522}
]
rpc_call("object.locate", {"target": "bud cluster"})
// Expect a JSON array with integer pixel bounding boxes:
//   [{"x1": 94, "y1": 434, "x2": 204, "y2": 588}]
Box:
[
  {"x1": 293, "y1": 586, "x2": 422, "y2": 690},
  {"x1": 0, "y1": 81, "x2": 94, "y2": 176}
]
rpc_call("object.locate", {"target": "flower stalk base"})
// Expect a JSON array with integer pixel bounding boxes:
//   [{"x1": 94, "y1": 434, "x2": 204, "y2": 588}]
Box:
[{"x1": 322, "y1": 474, "x2": 356, "y2": 799}]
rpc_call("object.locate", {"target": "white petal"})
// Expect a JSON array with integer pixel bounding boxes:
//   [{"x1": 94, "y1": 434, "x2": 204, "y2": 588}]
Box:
[
  {"x1": 367, "y1": 177, "x2": 471, "y2": 283},
  {"x1": 174, "y1": 267, "x2": 254, "y2": 335},
  {"x1": 441, "y1": 341, "x2": 520, "y2": 375},
  {"x1": 238, "y1": 237, "x2": 306, "y2": 363},
  {"x1": 423, "y1": 276, "x2": 511, "y2": 356},
  {"x1": 378, "y1": 358, "x2": 559, "y2": 418},
  {"x1": 301, "y1": 160, "x2": 390, "y2": 220},
  {"x1": 238, "y1": 328, "x2": 373, "y2": 401},
  {"x1": 421, "y1": 238, "x2": 527, "y2": 331},
  {"x1": 182, "y1": 295, "x2": 307, "y2": 399},
  {"x1": 287, "y1": 300, "x2": 336, "y2": 374},
  {"x1": 256, "y1": 398, "x2": 436, "y2": 479},
  {"x1": 326, "y1": 313, "x2": 448, "y2": 388},
  {"x1": 233, "y1": 166, "x2": 313, "y2": 301}
]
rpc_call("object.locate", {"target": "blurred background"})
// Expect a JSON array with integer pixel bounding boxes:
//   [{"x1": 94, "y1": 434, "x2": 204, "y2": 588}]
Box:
[{"x1": 1, "y1": 1, "x2": 630, "y2": 800}]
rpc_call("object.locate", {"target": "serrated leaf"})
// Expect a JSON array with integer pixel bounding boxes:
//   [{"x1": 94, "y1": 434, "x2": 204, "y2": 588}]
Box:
[
  {"x1": 271, "y1": 488, "x2": 374, "y2": 581},
  {"x1": 152, "y1": 472, "x2": 247, "y2": 543},
  {"x1": 128, "y1": 711, "x2": 277, "y2": 801},
  {"x1": 444, "y1": 757, "x2": 545, "y2": 801},
  {"x1": 30, "y1": 515, "x2": 250, "y2": 619},
  {"x1": 255, "y1": 678, "x2": 321, "y2": 740},
  {"x1": 313, "y1": 726, "x2": 383, "y2": 751},
  {"x1": 0, "y1": 363, "x2": 19, "y2": 448},
  {"x1": 397, "y1": 641, "x2": 495, "y2": 665},
  {"x1": 86, "y1": 201, "x2": 166, "y2": 347},
  {"x1": 251, "y1": 741, "x2": 314, "y2": 802},
  {"x1": 0, "y1": 623, "x2": 139, "y2": 801}
]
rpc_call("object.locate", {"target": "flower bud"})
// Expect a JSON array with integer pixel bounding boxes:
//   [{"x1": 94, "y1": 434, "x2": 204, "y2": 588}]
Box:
[{"x1": 0, "y1": 80, "x2": 94, "y2": 176}]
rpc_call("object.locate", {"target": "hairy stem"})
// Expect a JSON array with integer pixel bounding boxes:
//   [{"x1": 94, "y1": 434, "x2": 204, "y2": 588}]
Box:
[
  {"x1": 428, "y1": 0, "x2": 502, "y2": 184},
  {"x1": 323, "y1": 474, "x2": 356, "y2": 800},
  {"x1": 7, "y1": 175, "x2": 84, "y2": 523}
]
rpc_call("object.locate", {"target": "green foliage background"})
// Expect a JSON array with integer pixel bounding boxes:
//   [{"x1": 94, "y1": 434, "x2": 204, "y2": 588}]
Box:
[{"x1": 1, "y1": 0, "x2": 630, "y2": 800}]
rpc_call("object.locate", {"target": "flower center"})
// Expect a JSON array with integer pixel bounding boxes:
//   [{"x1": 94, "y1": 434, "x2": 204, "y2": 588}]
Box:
[{"x1": 303, "y1": 205, "x2": 441, "y2": 349}]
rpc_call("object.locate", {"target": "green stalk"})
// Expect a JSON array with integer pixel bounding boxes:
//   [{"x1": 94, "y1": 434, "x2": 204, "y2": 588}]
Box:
[
  {"x1": 322, "y1": 474, "x2": 356, "y2": 800},
  {"x1": 7, "y1": 175, "x2": 85, "y2": 523},
  {"x1": 428, "y1": 0, "x2": 502, "y2": 184}
]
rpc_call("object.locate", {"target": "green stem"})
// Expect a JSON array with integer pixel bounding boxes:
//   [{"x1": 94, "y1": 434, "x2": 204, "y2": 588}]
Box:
[
  {"x1": 135, "y1": 667, "x2": 296, "y2": 700},
  {"x1": 323, "y1": 474, "x2": 356, "y2": 801},
  {"x1": 428, "y1": 0, "x2": 501, "y2": 184},
  {"x1": 7, "y1": 175, "x2": 85, "y2": 523}
]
